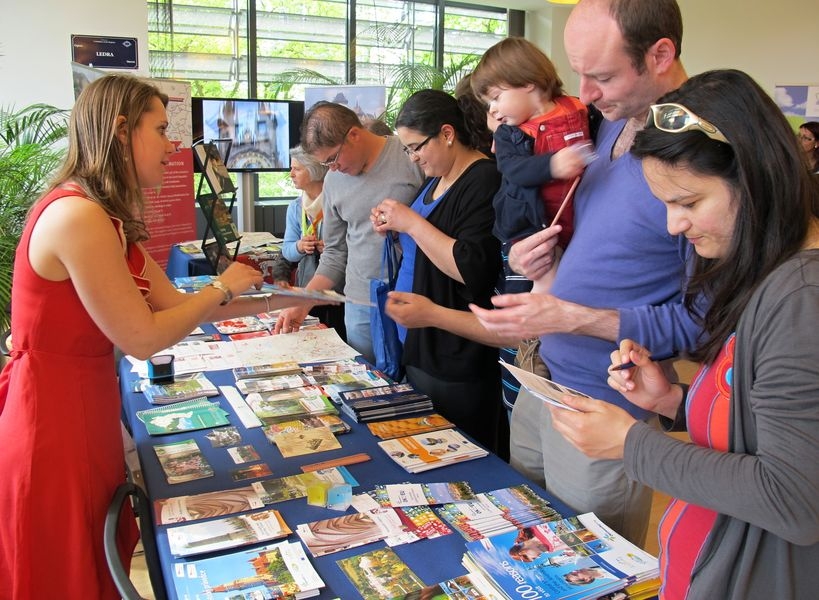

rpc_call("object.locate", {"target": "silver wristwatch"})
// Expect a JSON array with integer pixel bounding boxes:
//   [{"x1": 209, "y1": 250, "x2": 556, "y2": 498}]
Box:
[{"x1": 208, "y1": 280, "x2": 233, "y2": 305}]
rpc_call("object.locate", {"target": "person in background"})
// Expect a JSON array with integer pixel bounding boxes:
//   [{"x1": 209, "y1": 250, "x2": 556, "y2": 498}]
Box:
[
  {"x1": 470, "y1": 36, "x2": 591, "y2": 294},
  {"x1": 276, "y1": 145, "x2": 346, "y2": 337},
  {"x1": 469, "y1": 0, "x2": 701, "y2": 547},
  {"x1": 798, "y1": 121, "x2": 819, "y2": 173},
  {"x1": 362, "y1": 117, "x2": 394, "y2": 137},
  {"x1": 0, "y1": 75, "x2": 315, "y2": 599},
  {"x1": 550, "y1": 69, "x2": 819, "y2": 600},
  {"x1": 373, "y1": 89, "x2": 503, "y2": 452},
  {"x1": 273, "y1": 101, "x2": 423, "y2": 362},
  {"x1": 454, "y1": 74, "x2": 494, "y2": 157}
]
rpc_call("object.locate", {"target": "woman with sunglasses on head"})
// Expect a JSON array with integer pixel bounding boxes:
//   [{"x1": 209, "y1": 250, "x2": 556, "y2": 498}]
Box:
[
  {"x1": 546, "y1": 69, "x2": 819, "y2": 599},
  {"x1": 370, "y1": 89, "x2": 504, "y2": 452},
  {"x1": 798, "y1": 121, "x2": 819, "y2": 174}
]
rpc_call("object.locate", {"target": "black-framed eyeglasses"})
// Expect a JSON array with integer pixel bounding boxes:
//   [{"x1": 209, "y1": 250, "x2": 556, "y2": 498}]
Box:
[
  {"x1": 647, "y1": 103, "x2": 730, "y2": 145},
  {"x1": 319, "y1": 127, "x2": 352, "y2": 167},
  {"x1": 403, "y1": 133, "x2": 436, "y2": 157}
]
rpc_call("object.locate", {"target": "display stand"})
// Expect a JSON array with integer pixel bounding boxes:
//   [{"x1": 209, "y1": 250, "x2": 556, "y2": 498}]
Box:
[{"x1": 192, "y1": 139, "x2": 241, "y2": 274}]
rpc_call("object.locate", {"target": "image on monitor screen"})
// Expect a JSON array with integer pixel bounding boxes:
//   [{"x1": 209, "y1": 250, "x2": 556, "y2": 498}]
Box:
[{"x1": 194, "y1": 98, "x2": 302, "y2": 172}]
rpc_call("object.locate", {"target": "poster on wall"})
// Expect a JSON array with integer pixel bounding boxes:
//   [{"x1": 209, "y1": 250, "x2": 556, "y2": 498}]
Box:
[
  {"x1": 68, "y1": 65, "x2": 197, "y2": 269},
  {"x1": 304, "y1": 85, "x2": 387, "y2": 124},
  {"x1": 774, "y1": 84, "x2": 819, "y2": 127},
  {"x1": 143, "y1": 79, "x2": 197, "y2": 270}
]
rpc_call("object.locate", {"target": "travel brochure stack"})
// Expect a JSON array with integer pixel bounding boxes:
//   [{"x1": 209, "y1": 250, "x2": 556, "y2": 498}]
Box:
[
  {"x1": 377, "y1": 428, "x2": 489, "y2": 473},
  {"x1": 337, "y1": 382, "x2": 435, "y2": 422},
  {"x1": 435, "y1": 484, "x2": 562, "y2": 542},
  {"x1": 141, "y1": 372, "x2": 220, "y2": 405},
  {"x1": 462, "y1": 512, "x2": 660, "y2": 600}
]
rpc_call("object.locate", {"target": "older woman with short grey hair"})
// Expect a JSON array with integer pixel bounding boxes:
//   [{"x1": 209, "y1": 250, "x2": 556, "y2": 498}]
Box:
[{"x1": 277, "y1": 145, "x2": 346, "y2": 335}]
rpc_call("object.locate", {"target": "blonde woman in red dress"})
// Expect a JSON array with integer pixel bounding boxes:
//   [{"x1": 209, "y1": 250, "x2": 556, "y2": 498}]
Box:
[{"x1": 0, "y1": 75, "x2": 312, "y2": 600}]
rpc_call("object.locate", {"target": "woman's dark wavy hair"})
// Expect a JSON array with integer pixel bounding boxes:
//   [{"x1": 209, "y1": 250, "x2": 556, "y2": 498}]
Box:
[
  {"x1": 631, "y1": 69, "x2": 819, "y2": 363},
  {"x1": 395, "y1": 89, "x2": 484, "y2": 150}
]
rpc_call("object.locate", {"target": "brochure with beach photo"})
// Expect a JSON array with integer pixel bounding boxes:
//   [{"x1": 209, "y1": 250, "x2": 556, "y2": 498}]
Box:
[{"x1": 463, "y1": 512, "x2": 658, "y2": 600}]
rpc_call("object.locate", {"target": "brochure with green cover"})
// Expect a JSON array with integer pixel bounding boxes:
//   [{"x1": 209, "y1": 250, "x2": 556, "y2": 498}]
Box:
[{"x1": 137, "y1": 397, "x2": 230, "y2": 435}]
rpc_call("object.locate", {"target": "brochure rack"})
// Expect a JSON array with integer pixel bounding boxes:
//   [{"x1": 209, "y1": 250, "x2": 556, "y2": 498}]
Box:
[{"x1": 192, "y1": 139, "x2": 241, "y2": 274}]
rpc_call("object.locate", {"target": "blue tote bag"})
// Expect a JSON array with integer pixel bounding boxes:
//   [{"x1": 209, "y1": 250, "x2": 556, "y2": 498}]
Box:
[{"x1": 369, "y1": 234, "x2": 404, "y2": 381}]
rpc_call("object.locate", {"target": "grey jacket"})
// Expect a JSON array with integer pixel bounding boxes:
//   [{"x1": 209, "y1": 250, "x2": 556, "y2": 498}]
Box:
[{"x1": 626, "y1": 249, "x2": 819, "y2": 599}]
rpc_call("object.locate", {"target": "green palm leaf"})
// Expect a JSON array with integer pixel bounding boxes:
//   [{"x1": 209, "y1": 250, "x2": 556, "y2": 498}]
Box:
[{"x1": 0, "y1": 103, "x2": 68, "y2": 330}]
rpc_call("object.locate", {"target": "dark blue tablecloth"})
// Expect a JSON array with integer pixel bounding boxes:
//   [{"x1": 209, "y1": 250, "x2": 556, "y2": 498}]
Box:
[{"x1": 119, "y1": 349, "x2": 574, "y2": 599}]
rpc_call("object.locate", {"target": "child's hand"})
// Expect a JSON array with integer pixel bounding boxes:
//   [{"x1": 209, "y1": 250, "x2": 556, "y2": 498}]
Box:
[{"x1": 551, "y1": 144, "x2": 595, "y2": 179}]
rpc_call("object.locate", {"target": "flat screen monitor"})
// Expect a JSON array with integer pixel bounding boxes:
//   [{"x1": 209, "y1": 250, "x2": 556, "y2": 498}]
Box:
[{"x1": 191, "y1": 97, "x2": 305, "y2": 172}]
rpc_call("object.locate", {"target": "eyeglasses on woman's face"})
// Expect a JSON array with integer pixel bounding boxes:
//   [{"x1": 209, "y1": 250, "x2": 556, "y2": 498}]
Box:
[
  {"x1": 319, "y1": 127, "x2": 352, "y2": 168},
  {"x1": 402, "y1": 133, "x2": 437, "y2": 158},
  {"x1": 647, "y1": 103, "x2": 730, "y2": 145}
]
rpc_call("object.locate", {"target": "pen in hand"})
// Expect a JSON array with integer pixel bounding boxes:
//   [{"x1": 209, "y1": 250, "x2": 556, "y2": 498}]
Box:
[{"x1": 609, "y1": 352, "x2": 678, "y2": 371}]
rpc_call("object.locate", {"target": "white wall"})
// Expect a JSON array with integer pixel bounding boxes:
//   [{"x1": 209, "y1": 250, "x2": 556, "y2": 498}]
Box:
[
  {"x1": 0, "y1": 0, "x2": 148, "y2": 110},
  {"x1": 524, "y1": 0, "x2": 819, "y2": 98}
]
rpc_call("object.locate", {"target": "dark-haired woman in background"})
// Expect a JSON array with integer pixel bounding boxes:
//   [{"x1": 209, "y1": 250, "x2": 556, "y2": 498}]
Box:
[
  {"x1": 370, "y1": 89, "x2": 503, "y2": 452},
  {"x1": 798, "y1": 121, "x2": 819, "y2": 173},
  {"x1": 547, "y1": 69, "x2": 819, "y2": 599}
]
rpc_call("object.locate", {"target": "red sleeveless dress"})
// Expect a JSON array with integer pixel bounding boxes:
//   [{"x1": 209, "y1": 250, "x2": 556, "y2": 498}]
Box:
[{"x1": 0, "y1": 186, "x2": 144, "y2": 599}]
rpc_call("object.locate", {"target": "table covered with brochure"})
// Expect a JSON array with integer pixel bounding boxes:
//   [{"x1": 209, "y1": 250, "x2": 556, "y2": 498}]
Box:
[{"x1": 120, "y1": 318, "x2": 658, "y2": 600}]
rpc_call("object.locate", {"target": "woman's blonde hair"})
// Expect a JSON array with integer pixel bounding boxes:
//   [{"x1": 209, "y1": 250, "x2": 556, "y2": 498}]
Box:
[{"x1": 49, "y1": 74, "x2": 168, "y2": 242}]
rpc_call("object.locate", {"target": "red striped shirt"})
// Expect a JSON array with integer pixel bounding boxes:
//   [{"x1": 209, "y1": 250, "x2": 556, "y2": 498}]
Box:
[{"x1": 658, "y1": 334, "x2": 735, "y2": 599}]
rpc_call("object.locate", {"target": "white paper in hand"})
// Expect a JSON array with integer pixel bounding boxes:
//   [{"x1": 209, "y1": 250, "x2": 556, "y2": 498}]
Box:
[{"x1": 500, "y1": 362, "x2": 587, "y2": 412}]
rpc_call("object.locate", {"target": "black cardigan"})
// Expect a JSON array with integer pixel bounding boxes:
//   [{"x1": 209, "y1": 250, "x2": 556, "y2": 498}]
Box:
[{"x1": 402, "y1": 158, "x2": 502, "y2": 381}]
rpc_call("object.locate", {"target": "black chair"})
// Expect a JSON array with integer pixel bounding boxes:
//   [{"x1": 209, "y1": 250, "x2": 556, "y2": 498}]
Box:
[{"x1": 104, "y1": 481, "x2": 168, "y2": 600}]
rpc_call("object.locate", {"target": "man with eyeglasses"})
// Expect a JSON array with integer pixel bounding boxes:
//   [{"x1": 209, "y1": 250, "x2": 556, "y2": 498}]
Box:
[
  {"x1": 466, "y1": 0, "x2": 702, "y2": 547},
  {"x1": 274, "y1": 101, "x2": 423, "y2": 363}
]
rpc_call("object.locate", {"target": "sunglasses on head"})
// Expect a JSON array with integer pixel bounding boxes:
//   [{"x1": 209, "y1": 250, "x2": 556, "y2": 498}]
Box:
[{"x1": 647, "y1": 103, "x2": 730, "y2": 145}]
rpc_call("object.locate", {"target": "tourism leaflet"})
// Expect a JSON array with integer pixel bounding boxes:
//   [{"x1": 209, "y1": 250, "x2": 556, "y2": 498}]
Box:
[
  {"x1": 500, "y1": 362, "x2": 589, "y2": 412},
  {"x1": 274, "y1": 426, "x2": 343, "y2": 458},
  {"x1": 336, "y1": 547, "x2": 425, "y2": 600},
  {"x1": 142, "y1": 372, "x2": 219, "y2": 404},
  {"x1": 251, "y1": 466, "x2": 358, "y2": 505},
  {"x1": 152, "y1": 438, "x2": 214, "y2": 484},
  {"x1": 213, "y1": 315, "x2": 268, "y2": 335},
  {"x1": 366, "y1": 413, "x2": 454, "y2": 440},
  {"x1": 232, "y1": 361, "x2": 302, "y2": 381},
  {"x1": 171, "y1": 540, "x2": 324, "y2": 600},
  {"x1": 262, "y1": 414, "x2": 351, "y2": 442},
  {"x1": 166, "y1": 508, "x2": 291, "y2": 557},
  {"x1": 154, "y1": 486, "x2": 265, "y2": 525},
  {"x1": 295, "y1": 507, "x2": 410, "y2": 557},
  {"x1": 436, "y1": 485, "x2": 561, "y2": 542},
  {"x1": 373, "y1": 481, "x2": 476, "y2": 507},
  {"x1": 378, "y1": 429, "x2": 488, "y2": 473},
  {"x1": 463, "y1": 513, "x2": 659, "y2": 600},
  {"x1": 352, "y1": 493, "x2": 453, "y2": 541},
  {"x1": 393, "y1": 574, "x2": 493, "y2": 600},
  {"x1": 137, "y1": 398, "x2": 230, "y2": 435},
  {"x1": 245, "y1": 387, "x2": 337, "y2": 423}
]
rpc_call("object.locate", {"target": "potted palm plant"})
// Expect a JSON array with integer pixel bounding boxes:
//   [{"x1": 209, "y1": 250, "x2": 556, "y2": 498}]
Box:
[{"x1": 0, "y1": 103, "x2": 69, "y2": 333}]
